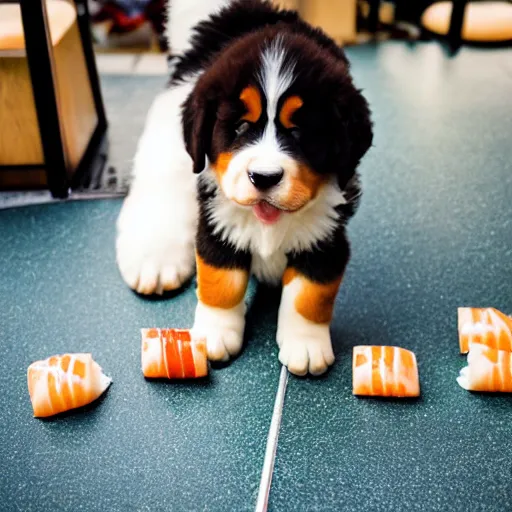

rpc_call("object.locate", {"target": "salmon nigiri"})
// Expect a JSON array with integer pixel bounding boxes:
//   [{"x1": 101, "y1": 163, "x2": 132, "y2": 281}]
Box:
[
  {"x1": 27, "y1": 353, "x2": 111, "y2": 418},
  {"x1": 141, "y1": 328, "x2": 208, "y2": 379},
  {"x1": 457, "y1": 343, "x2": 512, "y2": 392},
  {"x1": 353, "y1": 346, "x2": 420, "y2": 397},
  {"x1": 458, "y1": 307, "x2": 512, "y2": 354}
]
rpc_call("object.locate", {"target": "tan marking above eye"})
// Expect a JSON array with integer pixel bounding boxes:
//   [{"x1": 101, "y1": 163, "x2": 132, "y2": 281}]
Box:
[
  {"x1": 279, "y1": 96, "x2": 303, "y2": 129},
  {"x1": 239, "y1": 86, "x2": 262, "y2": 123}
]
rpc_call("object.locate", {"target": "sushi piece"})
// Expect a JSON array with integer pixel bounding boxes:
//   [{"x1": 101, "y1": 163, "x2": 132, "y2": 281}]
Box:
[
  {"x1": 457, "y1": 343, "x2": 512, "y2": 392},
  {"x1": 458, "y1": 307, "x2": 512, "y2": 354},
  {"x1": 141, "y1": 328, "x2": 208, "y2": 379},
  {"x1": 27, "y1": 353, "x2": 111, "y2": 418},
  {"x1": 353, "y1": 346, "x2": 420, "y2": 398}
]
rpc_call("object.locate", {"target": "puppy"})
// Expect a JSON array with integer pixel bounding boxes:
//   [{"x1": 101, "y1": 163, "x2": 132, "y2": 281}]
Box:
[{"x1": 116, "y1": 0, "x2": 373, "y2": 376}]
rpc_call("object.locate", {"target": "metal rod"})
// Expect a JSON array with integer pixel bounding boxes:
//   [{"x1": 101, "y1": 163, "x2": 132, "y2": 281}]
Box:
[{"x1": 255, "y1": 365, "x2": 289, "y2": 512}]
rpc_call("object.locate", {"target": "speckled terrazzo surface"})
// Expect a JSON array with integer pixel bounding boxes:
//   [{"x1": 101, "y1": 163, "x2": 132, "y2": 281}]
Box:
[
  {"x1": 0, "y1": 201, "x2": 280, "y2": 511},
  {"x1": 271, "y1": 43, "x2": 512, "y2": 511},
  {"x1": 1, "y1": 41, "x2": 512, "y2": 511}
]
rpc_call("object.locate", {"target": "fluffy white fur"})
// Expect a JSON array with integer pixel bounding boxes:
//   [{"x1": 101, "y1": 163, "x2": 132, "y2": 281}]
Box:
[
  {"x1": 277, "y1": 277, "x2": 335, "y2": 376},
  {"x1": 166, "y1": 0, "x2": 232, "y2": 55},
  {"x1": 259, "y1": 36, "x2": 296, "y2": 131},
  {"x1": 116, "y1": 79, "x2": 199, "y2": 294},
  {"x1": 202, "y1": 171, "x2": 345, "y2": 282}
]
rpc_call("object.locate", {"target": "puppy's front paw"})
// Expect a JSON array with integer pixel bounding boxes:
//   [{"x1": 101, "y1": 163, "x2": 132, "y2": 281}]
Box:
[
  {"x1": 277, "y1": 324, "x2": 335, "y2": 376},
  {"x1": 116, "y1": 193, "x2": 197, "y2": 295},
  {"x1": 196, "y1": 327, "x2": 243, "y2": 362},
  {"x1": 192, "y1": 301, "x2": 246, "y2": 362}
]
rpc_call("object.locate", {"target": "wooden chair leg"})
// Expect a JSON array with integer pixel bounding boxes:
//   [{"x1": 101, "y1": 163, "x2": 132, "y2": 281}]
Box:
[
  {"x1": 19, "y1": 0, "x2": 69, "y2": 198},
  {"x1": 448, "y1": 0, "x2": 469, "y2": 48},
  {"x1": 20, "y1": 0, "x2": 69, "y2": 198},
  {"x1": 368, "y1": 0, "x2": 381, "y2": 33}
]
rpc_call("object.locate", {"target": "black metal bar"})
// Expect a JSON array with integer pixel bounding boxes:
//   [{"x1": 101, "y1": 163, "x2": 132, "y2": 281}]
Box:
[
  {"x1": 368, "y1": 0, "x2": 381, "y2": 33},
  {"x1": 448, "y1": 0, "x2": 469, "y2": 48},
  {"x1": 73, "y1": 0, "x2": 108, "y2": 130},
  {"x1": 19, "y1": 0, "x2": 69, "y2": 199},
  {"x1": 70, "y1": 122, "x2": 109, "y2": 191}
]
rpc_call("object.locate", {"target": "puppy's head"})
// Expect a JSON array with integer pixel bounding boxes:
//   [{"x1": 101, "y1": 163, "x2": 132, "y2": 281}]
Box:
[{"x1": 183, "y1": 28, "x2": 372, "y2": 225}]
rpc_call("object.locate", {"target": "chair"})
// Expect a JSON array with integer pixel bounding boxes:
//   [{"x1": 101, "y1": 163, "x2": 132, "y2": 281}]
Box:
[
  {"x1": 0, "y1": 0, "x2": 107, "y2": 198},
  {"x1": 422, "y1": 1, "x2": 512, "y2": 47},
  {"x1": 367, "y1": 1, "x2": 512, "y2": 48}
]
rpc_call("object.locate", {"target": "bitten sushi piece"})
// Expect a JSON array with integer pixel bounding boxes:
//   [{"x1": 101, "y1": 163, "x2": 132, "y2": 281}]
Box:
[
  {"x1": 27, "y1": 354, "x2": 111, "y2": 418},
  {"x1": 458, "y1": 307, "x2": 512, "y2": 354},
  {"x1": 457, "y1": 343, "x2": 512, "y2": 392},
  {"x1": 141, "y1": 328, "x2": 208, "y2": 379},
  {"x1": 353, "y1": 346, "x2": 420, "y2": 397}
]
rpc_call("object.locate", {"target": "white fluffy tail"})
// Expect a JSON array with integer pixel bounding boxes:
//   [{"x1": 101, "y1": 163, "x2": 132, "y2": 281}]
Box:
[{"x1": 166, "y1": 0, "x2": 233, "y2": 55}]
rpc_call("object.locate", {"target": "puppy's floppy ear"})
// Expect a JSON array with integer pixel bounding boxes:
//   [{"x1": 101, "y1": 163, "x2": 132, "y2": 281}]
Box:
[
  {"x1": 335, "y1": 89, "x2": 373, "y2": 188},
  {"x1": 182, "y1": 92, "x2": 217, "y2": 174},
  {"x1": 346, "y1": 90, "x2": 373, "y2": 172}
]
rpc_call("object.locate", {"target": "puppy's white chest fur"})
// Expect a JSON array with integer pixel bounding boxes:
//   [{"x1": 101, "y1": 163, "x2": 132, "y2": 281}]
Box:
[
  {"x1": 202, "y1": 172, "x2": 347, "y2": 285},
  {"x1": 251, "y1": 250, "x2": 288, "y2": 285}
]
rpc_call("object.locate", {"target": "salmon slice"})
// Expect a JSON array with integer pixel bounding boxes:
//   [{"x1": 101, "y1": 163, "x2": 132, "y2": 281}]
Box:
[
  {"x1": 457, "y1": 343, "x2": 512, "y2": 392},
  {"x1": 458, "y1": 307, "x2": 512, "y2": 354},
  {"x1": 141, "y1": 328, "x2": 208, "y2": 379},
  {"x1": 353, "y1": 346, "x2": 420, "y2": 397},
  {"x1": 27, "y1": 353, "x2": 111, "y2": 418}
]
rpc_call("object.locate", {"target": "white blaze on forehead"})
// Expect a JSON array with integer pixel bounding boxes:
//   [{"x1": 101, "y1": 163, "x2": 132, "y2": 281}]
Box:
[
  {"x1": 241, "y1": 37, "x2": 296, "y2": 175},
  {"x1": 259, "y1": 36, "x2": 296, "y2": 126}
]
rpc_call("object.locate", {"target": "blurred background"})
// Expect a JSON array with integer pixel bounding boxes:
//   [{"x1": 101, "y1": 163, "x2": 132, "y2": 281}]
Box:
[
  {"x1": 0, "y1": 0, "x2": 511, "y2": 207},
  {"x1": 88, "y1": 0, "x2": 441, "y2": 51}
]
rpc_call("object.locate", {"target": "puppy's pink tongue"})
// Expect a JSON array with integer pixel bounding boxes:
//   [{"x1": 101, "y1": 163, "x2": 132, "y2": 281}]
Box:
[{"x1": 253, "y1": 201, "x2": 281, "y2": 224}]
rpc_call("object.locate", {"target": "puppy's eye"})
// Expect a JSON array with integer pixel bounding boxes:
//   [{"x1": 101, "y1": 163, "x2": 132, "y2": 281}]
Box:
[
  {"x1": 235, "y1": 121, "x2": 250, "y2": 137},
  {"x1": 290, "y1": 128, "x2": 300, "y2": 141}
]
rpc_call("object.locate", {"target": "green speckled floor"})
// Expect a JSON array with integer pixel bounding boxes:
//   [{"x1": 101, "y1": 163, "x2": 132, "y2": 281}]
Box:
[{"x1": 1, "y1": 42, "x2": 512, "y2": 511}]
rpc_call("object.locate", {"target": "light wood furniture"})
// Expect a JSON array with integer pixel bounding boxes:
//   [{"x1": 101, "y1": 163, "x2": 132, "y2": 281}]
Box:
[
  {"x1": 422, "y1": 1, "x2": 512, "y2": 43},
  {"x1": 0, "y1": 0, "x2": 107, "y2": 196},
  {"x1": 273, "y1": 0, "x2": 300, "y2": 9},
  {"x1": 273, "y1": 0, "x2": 358, "y2": 44}
]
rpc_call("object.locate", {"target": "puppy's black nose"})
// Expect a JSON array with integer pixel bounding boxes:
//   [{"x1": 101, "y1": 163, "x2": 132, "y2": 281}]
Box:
[{"x1": 248, "y1": 170, "x2": 284, "y2": 191}]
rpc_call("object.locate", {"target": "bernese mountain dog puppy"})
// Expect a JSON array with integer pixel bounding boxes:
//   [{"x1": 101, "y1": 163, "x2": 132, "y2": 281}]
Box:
[{"x1": 116, "y1": 0, "x2": 373, "y2": 376}]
